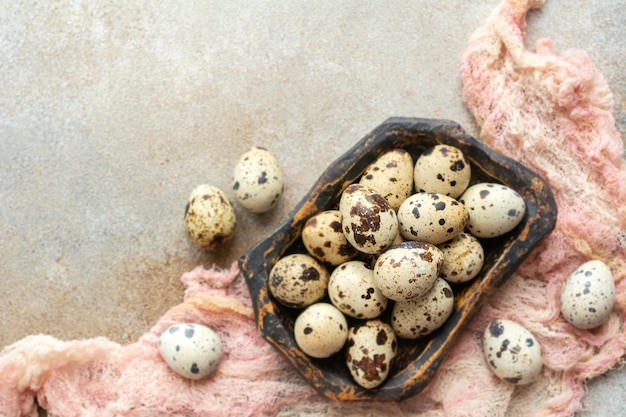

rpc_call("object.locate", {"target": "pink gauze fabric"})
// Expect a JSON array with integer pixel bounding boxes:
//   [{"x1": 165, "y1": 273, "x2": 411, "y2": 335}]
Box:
[{"x1": 1, "y1": 0, "x2": 625, "y2": 416}]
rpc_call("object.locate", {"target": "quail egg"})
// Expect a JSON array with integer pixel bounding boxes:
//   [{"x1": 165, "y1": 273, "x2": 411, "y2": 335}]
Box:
[
  {"x1": 328, "y1": 260, "x2": 388, "y2": 319},
  {"x1": 346, "y1": 319, "x2": 398, "y2": 389},
  {"x1": 397, "y1": 192, "x2": 468, "y2": 245},
  {"x1": 184, "y1": 184, "x2": 237, "y2": 250},
  {"x1": 232, "y1": 146, "x2": 284, "y2": 213},
  {"x1": 158, "y1": 323, "x2": 223, "y2": 380},
  {"x1": 560, "y1": 260, "x2": 615, "y2": 329},
  {"x1": 482, "y1": 319, "x2": 543, "y2": 385},
  {"x1": 459, "y1": 183, "x2": 526, "y2": 238},
  {"x1": 268, "y1": 253, "x2": 330, "y2": 308},
  {"x1": 294, "y1": 302, "x2": 349, "y2": 358},
  {"x1": 414, "y1": 144, "x2": 471, "y2": 198},
  {"x1": 339, "y1": 183, "x2": 399, "y2": 255}
]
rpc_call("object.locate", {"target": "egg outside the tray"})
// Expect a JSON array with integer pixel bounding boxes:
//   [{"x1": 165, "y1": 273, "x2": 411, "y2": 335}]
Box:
[{"x1": 238, "y1": 117, "x2": 557, "y2": 402}]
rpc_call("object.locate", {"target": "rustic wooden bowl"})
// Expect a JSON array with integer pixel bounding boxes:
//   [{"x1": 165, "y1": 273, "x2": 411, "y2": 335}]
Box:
[{"x1": 238, "y1": 117, "x2": 557, "y2": 402}]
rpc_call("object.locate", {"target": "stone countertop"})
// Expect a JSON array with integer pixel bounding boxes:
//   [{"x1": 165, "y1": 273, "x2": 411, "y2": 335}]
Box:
[{"x1": 1, "y1": 1, "x2": 624, "y2": 415}]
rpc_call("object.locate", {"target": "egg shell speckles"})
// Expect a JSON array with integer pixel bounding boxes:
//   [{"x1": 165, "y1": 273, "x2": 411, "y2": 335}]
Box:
[
  {"x1": 391, "y1": 278, "x2": 454, "y2": 339},
  {"x1": 482, "y1": 319, "x2": 543, "y2": 385},
  {"x1": 339, "y1": 183, "x2": 399, "y2": 255},
  {"x1": 301, "y1": 210, "x2": 358, "y2": 266},
  {"x1": 373, "y1": 241, "x2": 444, "y2": 302},
  {"x1": 294, "y1": 303, "x2": 349, "y2": 359},
  {"x1": 437, "y1": 232, "x2": 485, "y2": 284},
  {"x1": 359, "y1": 148, "x2": 414, "y2": 211},
  {"x1": 560, "y1": 260, "x2": 615, "y2": 329},
  {"x1": 459, "y1": 183, "x2": 526, "y2": 238},
  {"x1": 346, "y1": 319, "x2": 398, "y2": 389},
  {"x1": 184, "y1": 184, "x2": 237, "y2": 250},
  {"x1": 232, "y1": 146, "x2": 284, "y2": 213},
  {"x1": 268, "y1": 254, "x2": 330, "y2": 309},
  {"x1": 328, "y1": 260, "x2": 388, "y2": 319},
  {"x1": 158, "y1": 323, "x2": 223, "y2": 380},
  {"x1": 397, "y1": 192, "x2": 468, "y2": 245},
  {"x1": 414, "y1": 144, "x2": 471, "y2": 198}
]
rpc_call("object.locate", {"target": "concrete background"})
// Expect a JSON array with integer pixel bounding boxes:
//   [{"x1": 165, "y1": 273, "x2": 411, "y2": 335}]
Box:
[{"x1": 1, "y1": 1, "x2": 624, "y2": 415}]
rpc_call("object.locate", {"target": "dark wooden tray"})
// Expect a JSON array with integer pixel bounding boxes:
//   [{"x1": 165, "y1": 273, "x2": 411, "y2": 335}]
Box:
[{"x1": 238, "y1": 117, "x2": 557, "y2": 402}]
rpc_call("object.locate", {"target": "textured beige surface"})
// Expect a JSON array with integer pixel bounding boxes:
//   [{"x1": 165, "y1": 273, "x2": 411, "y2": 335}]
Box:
[{"x1": 1, "y1": 1, "x2": 624, "y2": 415}]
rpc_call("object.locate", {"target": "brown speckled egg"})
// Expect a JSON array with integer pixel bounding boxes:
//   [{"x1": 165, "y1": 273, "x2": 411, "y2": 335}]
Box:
[
  {"x1": 359, "y1": 148, "x2": 414, "y2": 211},
  {"x1": 328, "y1": 260, "x2": 388, "y2": 319},
  {"x1": 339, "y1": 184, "x2": 399, "y2": 255},
  {"x1": 373, "y1": 241, "x2": 444, "y2": 302},
  {"x1": 438, "y1": 232, "x2": 485, "y2": 284},
  {"x1": 232, "y1": 146, "x2": 284, "y2": 213},
  {"x1": 346, "y1": 319, "x2": 397, "y2": 389},
  {"x1": 301, "y1": 210, "x2": 357, "y2": 266},
  {"x1": 294, "y1": 303, "x2": 348, "y2": 358},
  {"x1": 459, "y1": 183, "x2": 526, "y2": 238},
  {"x1": 391, "y1": 278, "x2": 454, "y2": 339},
  {"x1": 414, "y1": 144, "x2": 471, "y2": 198},
  {"x1": 268, "y1": 254, "x2": 329, "y2": 308},
  {"x1": 184, "y1": 184, "x2": 237, "y2": 250},
  {"x1": 560, "y1": 260, "x2": 615, "y2": 329},
  {"x1": 397, "y1": 192, "x2": 468, "y2": 245},
  {"x1": 482, "y1": 319, "x2": 543, "y2": 385}
]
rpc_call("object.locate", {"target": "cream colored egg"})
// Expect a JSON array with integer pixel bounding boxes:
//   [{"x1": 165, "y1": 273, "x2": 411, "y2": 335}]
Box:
[
  {"x1": 339, "y1": 184, "x2": 399, "y2": 255},
  {"x1": 359, "y1": 148, "x2": 414, "y2": 211},
  {"x1": 391, "y1": 278, "x2": 454, "y2": 339},
  {"x1": 459, "y1": 183, "x2": 525, "y2": 238},
  {"x1": 397, "y1": 192, "x2": 468, "y2": 245},
  {"x1": 482, "y1": 319, "x2": 542, "y2": 385},
  {"x1": 438, "y1": 232, "x2": 485, "y2": 283},
  {"x1": 301, "y1": 210, "x2": 357, "y2": 266},
  {"x1": 414, "y1": 144, "x2": 471, "y2": 198},
  {"x1": 268, "y1": 254, "x2": 329, "y2": 308},
  {"x1": 294, "y1": 303, "x2": 348, "y2": 358},
  {"x1": 328, "y1": 260, "x2": 388, "y2": 319},
  {"x1": 232, "y1": 146, "x2": 284, "y2": 213},
  {"x1": 373, "y1": 241, "x2": 444, "y2": 302},
  {"x1": 158, "y1": 323, "x2": 223, "y2": 380},
  {"x1": 560, "y1": 260, "x2": 615, "y2": 329},
  {"x1": 346, "y1": 320, "x2": 397, "y2": 389},
  {"x1": 184, "y1": 184, "x2": 236, "y2": 250}
]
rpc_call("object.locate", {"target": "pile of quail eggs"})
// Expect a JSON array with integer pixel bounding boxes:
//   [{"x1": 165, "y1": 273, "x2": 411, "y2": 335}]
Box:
[
  {"x1": 268, "y1": 144, "x2": 529, "y2": 389},
  {"x1": 162, "y1": 141, "x2": 617, "y2": 389}
]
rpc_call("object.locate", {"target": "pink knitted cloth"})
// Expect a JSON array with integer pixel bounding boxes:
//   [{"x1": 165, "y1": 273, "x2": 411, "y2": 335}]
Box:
[{"x1": 1, "y1": 0, "x2": 625, "y2": 416}]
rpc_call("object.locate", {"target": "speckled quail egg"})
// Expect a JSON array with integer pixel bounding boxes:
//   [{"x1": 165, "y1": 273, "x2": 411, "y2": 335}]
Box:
[
  {"x1": 482, "y1": 319, "x2": 543, "y2": 385},
  {"x1": 328, "y1": 260, "x2": 388, "y2": 319},
  {"x1": 397, "y1": 192, "x2": 469, "y2": 245},
  {"x1": 391, "y1": 278, "x2": 454, "y2": 339},
  {"x1": 184, "y1": 184, "x2": 237, "y2": 250},
  {"x1": 294, "y1": 302, "x2": 349, "y2": 358},
  {"x1": 232, "y1": 146, "x2": 284, "y2": 213},
  {"x1": 438, "y1": 232, "x2": 485, "y2": 284},
  {"x1": 373, "y1": 241, "x2": 444, "y2": 302},
  {"x1": 346, "y1": 319, "x2": 398, "y2": 389},
  {"x1": 359, "y1": 148, "x2": 414, "y2": 211},
  {"x1": 301, "y1": 210, "x2": 358, "y2": 266},
  {"x1": 339, "y1": 183, "x2": 399, "y2": 255},
  {"x1": 414, "y1": 144, "x2": 471, "y2": 198},
  {"x1": 560, "y1": 260, "x2": 615, "y2": 329},
  {"x1": 158, "y1": 323, "x2": 223, "y2": 380},
  {"x1": 459, "y1": 183, "x2": 526, "y2": 238},
  {"x1": 268, "y1": 253, "x2": 330, "y2": 308}
]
